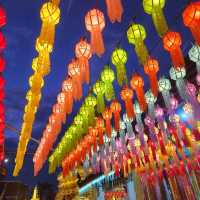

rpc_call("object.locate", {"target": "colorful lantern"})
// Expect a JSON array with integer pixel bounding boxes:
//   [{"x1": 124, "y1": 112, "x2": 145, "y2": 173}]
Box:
[
  {"x1": 123, "y1": 114, "x2": 135, "y2": 138},
  {"x1": 134, "y1": 101, "x2": 144, "y2": 132},
  {"x1": 79, "y1": 105, "x2": 90, "y2": 131},
  {"x1": 85, "y1": 9, "x2": 105, "y2": 57},
  {"x1": 127, "y1": 24, "x2": 149, "y2": 65},
  {"x1": 145, "y1": 90, "x2": 157, "y2": 120},
  {"x1": 101, "y1": 66, "x2": 115, "y2": 101},
  {"x1": 93, "y1": 80, "x2": 106, "y2": 114},
  {"x1": 158, "y1": 77, "x2": 171, "y2": 111},
  {"x1": 163, "y1": 31, "x2": 185, "y2": 68},
  {"x1": 111, "y1": 48, "x2": 128, "y2": 86},
  {"x1": 144, "y1": 58, "x2": 159, "y2": 96},
  {"x1": 110, "y1": 100, "x2": 121, "y2": 132},
  {"x1": 0, "y1": 7, "x2": 6, "y2": 28},
  {"x1": 120, "y1": 86, "x2": 135, "y2": 119},
  {"x1": 182, "y1": 3, "x2": 200, "y2": 45},
  {"x1": 85, "y1": 95, "x2": 97, "y2": 125},
  {"x1": 96, "y1": 117, "x2": 104, "y2": 145},
  {"x1": 130, "y1": 73, "x2": 147, "y2": 111},
  {"x1": 143, "y1": 0, "x2": 168, "y2": 37},
  {"x1": 102, "y1": 108, "x2": 112, "y2": 138},
  {"x1": 75, "y1": 38, "x2": 92, "y2": 84},
  {"x1": 105, "y1": 0, "x2": 123, "y2": 23},
  {"x1": 0, "y1": 32, "x2": 5, "y2": 52}
]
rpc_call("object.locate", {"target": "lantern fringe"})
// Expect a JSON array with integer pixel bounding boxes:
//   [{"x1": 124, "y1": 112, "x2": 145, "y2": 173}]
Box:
[
  {"x1": 149, "y1": 74, "x2": 158, "y2": 97},
  {"x1": 105, "y1": 119, "x2": 111, "y2": 137},
  {"x1": 96, "y1": 94, "x2": 105, "y2": 114},
  {"x1": 135, "y1": 42, "x2": 149, "y2": 65},
  {"x1": 72, "y1": 76, "x2": 82, "y2": 100},
  {"x1": 116, "y1": 64, "x2": 127, "y2": 86},
  {"x1": 170, "y1": 48, "x2": 185, "y2": 68},
  {"x1": 125, "y1": 99, "x2": 135, "y2": 119},
  {"x1": 105, "y1": 83, "x2": 115, "y2": 101},
  {"x1": 190, "y1": 25, "x2": 200, "y2": 45},
  {"x1": 136, "y1": 88, "x2": 147, "y2": 111},
  {"x1": 114, "y1": 112, "x2": 120, "y2": 132}
]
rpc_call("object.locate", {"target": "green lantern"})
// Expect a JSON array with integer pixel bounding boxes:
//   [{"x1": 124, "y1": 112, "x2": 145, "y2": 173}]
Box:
[
  {"x1": 79, "y1": 105, "x2": 90, "y2": 130},
  {"x1": 101, "y1": 66, "x2": 115, "y2": 101},
  {"x1": 74, "y1": 114, "x2": 85, "y2": 135},
  {"x1": 85, "y1": 95, "x2": 97, "y2": 125},
  {"x1": 93, "y1": 80, "x2": 106, "y2": 113},
  {"x1": 111, "y1": 48, "x2": 128, "y2": 86},
  {"x1": 127, "y1": 24, "x2": 149, "y2": 65}
]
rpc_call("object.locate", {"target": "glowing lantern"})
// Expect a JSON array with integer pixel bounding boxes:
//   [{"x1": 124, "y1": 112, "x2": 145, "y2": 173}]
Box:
[
  {"x1": 130, "y1": 73, "x2": 147, "y2": 111},
  {"x1": 127, "y1": 24, "x2": 149, "y2": 65},
  {"x1": 102, "y1": 108, "x2": 112, "y2": 138},
  {"x1": 57, "y1": 92, "x2": 67, "y2": 123},
  {"x1": 49, "y1": 113, "x2": 62, "y2": 135},
  {"x1": 89, "y1": 127, "x2": 98, "y2": 152},
  {"x1": 79, "y1": 105, "x2": 90, "y2": 131},
  {"x1": 144, "y1": 58, "x2": 159, "y2": 96},
  {"x1": 120, "y1": 86, "x2": 135, "y2": 119},
  {"x1": 158, "y1": 77, "x2": 171, "y2": 111},
  {"x1": 163, "y1": 31, "x2": 185, "y2": 68},
  {"x1": 93, "y1": 80, "x2": 106, "y2": 113},
  {"x1": 53, "y1": 103, "x2": 63, "y2": 123},
  {"x1": 145, "y1": 90, "x2": 157, "y2": 120},
  {"x1": 95, "y1": 117, "x2": 104, "y2": 145},
  {"x1": 143, "y1": 0, "x2": 168, "y2": 37},
  {"x1": 85, "y1": 95, "x2": 97, "y2": 125},
  {"x1": 101, "y1": 66, "x2": 115, "y2": 101},
  {"x1": 105, "y1": 0, "x2": 123, "y2": 23},
  {"x1": 0, "y1": 32, "x2": 6, "y2": 52},
  {"x1": 123, "y1": 114, "x2": 135, "y2": 138},
  {"x1": 182, "y1": 3, "x2": 200, "y2": 45},
  {"x1": 85, "y1": 9, "x2": 105, "y2": 57},
  {"x1": 74, "y1": 114, "x2": 84, "y2": 136},
  {"x1": 29, "y1": 73, "x2": 44, "y2": 94},
  {"x1": 134, "y1": 101, "x2": 144, "y2": 132},
  {"x1": 62, "y1": 77, "x2": 74, "y2": 114},
  {"x1": 68, "y1": 59, "x2": 82, "y2": 100},
  {"x1": 0, "y1": 57, "x2": 5, "y2": 72},
  {"x1": 170, "y1": 67, "x2": 187, "y2": 102},
  {"x1": 111, "y1": 48, "x2": 128, "y2": 86},
  {"x1": 75, "y1": 38, "x2": 92, "y2": 84},
  {"x1": 0, "y1": 7, "x2": 6, "y2": 27},
  {"x1": 110, "y1": 100, "x2": 121, "y2": 132}
]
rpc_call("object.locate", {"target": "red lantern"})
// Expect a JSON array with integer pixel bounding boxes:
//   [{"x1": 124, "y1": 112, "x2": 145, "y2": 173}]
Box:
[
  {"x1": 120, "y1": 86, "x2": 135, "y2": 119},
  {"x1": 68, "y1": 59, "x2": 82, "y2": 100},
  {"x1": 0, "y1": 57, "x2": 5, "y2": 72},
  {"x1": 130, "y1": 73, "x2": 147, "y2": 111},
  {"x1": 57, "y1": 92, "x2": 67, "y2": 123},
  {"x1": 0, "y1": 32, "x2": 6, "y2": 52},
  {"x1": 144, "y1": 58, "x2": 159, "y2": 96},
  {"x1": 163, "y1": 31, "x2": 185, "y2": 68},
  {"x1": 105, "y1": 0, "x2": 123, "y2": 23},
  {"x1": 0, "y1": 7, "x2": 6, "y2": 28},
  {"x1": 102, "y1": 108, "x2": 112, "y2": 138},
  {"x1": 110, "y1": 100, "x2": 121, "y2": 132},
  {"x1": 75, "y1": 38, "x2": 92, "y2": 84},
  {"x1": 89, "y1": 127, "x2": 98, "y2": 152},
  {"x1": 85, "y1": 9, "x2": 105, "y2": 57},
  {"x1": 183, "y1": 3, "x2": 200, "y2": 45},
  {"x1": 95, "y1": 117, "x2": 104, "y2": 145}
]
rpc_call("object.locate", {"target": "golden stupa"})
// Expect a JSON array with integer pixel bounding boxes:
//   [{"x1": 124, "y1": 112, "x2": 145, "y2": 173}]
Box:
[{"x1": 31, "y1": 186, "x2": 40, "y2": 200}]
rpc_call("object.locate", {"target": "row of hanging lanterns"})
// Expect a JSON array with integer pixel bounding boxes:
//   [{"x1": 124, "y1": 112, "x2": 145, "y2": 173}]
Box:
[
  {"x1": 0, "y1": 5, "x2": 6, "y2": 163},
  {"x1": 13, "y1": 0, "x2": 61, "y2": 176}
]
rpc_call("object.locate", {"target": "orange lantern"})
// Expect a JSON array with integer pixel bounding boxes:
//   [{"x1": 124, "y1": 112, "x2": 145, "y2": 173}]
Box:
[
  {"x1": 52, "y1": 103, "x2": 63, "y2": 123},
  {"x1": 49, "y1": 113, "x2": 62, "y2": 136},
  {"x1": 182, "y1": 3, "x2": 200, "y2": 45},
  {"x1": 85, "y1": 9, "x2": 105, "y2": 57},
  {"x1": 96, "y1": 117, "x2": 104, "y2": 145},
  {"x1": 68, "y1": 59, "x2": 82, "y2": 100},
  {"x1": 144, "y1": 58, "x2": 159, "y2": 96},
  {"x1": 102, "y1": 108, "x2": 112, "y2": 138},
  {"x1": 130, "y1": 74, "x2": 147, "y2": 111},
  {"x1": 89, "y1": 127, "x2": 98, "y2": 152},
  {"x1": 62, "y1": 77, "x2": 74, "y2": 114},
  {"x1": 75, "y1": 38, "x2": 92, "y2": 84},
  {"x1": 105, "y1": 0, "x2": 123, "y2": 23},
  {"x1": 120, "y1": 86, "x2": 135, "y2": 119},
  {"x1": 57, "y1": 92, "x2": 67, "y2": 123},
  {"x1": 163, "y1": 31, "x2": 185, "y2": 68},
  {"x1": 110, "y1": 100, "x2": 121, "y2": 132}
]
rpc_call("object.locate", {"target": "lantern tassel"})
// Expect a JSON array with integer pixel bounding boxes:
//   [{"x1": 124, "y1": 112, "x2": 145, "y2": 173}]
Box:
[
  {"x1": 136, "y1": 88, "x2": 147, "y2": 111},
  {"x1": 65, "y1": 93, "x2": 73, "y2": 114},
  {"x1": 114, "y1": 112, "x2": 120, "y2": 132},
  {"x1": 116, "y1": 64, "x2": 127, "y2": 86},
  {"x1": 170, "y1": 48, "x2": 185, "y2": 68},
  {"x1": 149, "y1": 74, "x2": 158, "y2": 97},
  {"x1": 96, "y1": 94, "x2": 105, "y2": 114},
  {"x1": 125, "y1": 99, "x2": 135, "y2": 119},
  {"x1": 135, "y1": 42, "x2": 149, "y2": 65},
  {"x1": 73, "y1": 76, "x2": 82, "y2": 100},
  {"x1": 105, "y1": 83, "x2": 115, "y2": 101},
  {"x1": 190, "y1": 25, "x2": 200, "y2": 45},
  {"x1": 105, "y1": 119, "x2": 111, "y2": 137}
]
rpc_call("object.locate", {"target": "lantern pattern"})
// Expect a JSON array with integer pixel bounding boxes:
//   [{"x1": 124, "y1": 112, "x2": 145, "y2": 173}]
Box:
[
  {"x1": 14, "y1": 1, "x2": 61, "y2": 176},
  {"x1": 130, "y1": 73, "x2": 147, "y2": 111},
  {"x1": 127, "y1": 24, "x2": 149, "y2": 65},
  {"x1": 143, "y1": 0, "x2": 168, "y2": 37},
  {"x1": 105, "y1": 0, "x2": 123, "y2": 23},
  {"x1": 111, "y1": 48, "x2": 128, "y2": 86},
  {"x1": 0, "y1": 6, "x2": 6, "y2": 164},
  {"x1": 75, "y1": 38, "x2": 92, "y2": 84},
  {"x1": 163, "y1": 31, "x2": 185, "y2": 68},
  {"x1": 101, "y1": 66, "x2": 115, "y2": 101},
  {"x1": 85, "y1": 9, "x2": 105, "y2": 57},
  {"x1": 110, "y1": 100, "x2": 121, "y2": 132},
  {"x1": 183, "y1": 3, "x2": 200, "y2": 45}
]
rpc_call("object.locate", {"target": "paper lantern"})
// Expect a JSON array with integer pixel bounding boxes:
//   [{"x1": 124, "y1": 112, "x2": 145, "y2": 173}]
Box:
[
  {"x1": 144, "y1": 58, "x2": 159, "y2": 96},
  {"x1": 52, "y1": 103, "x2": 63, "y2": 123},
  {"x1": 96, "y1": 117, "x2": 104, "y2": 145},
  {"x1": 127, "y1": 24, "x2": 149, "y2": 65},
  {"x1": 101, "y1": 66, "x2": 115, "y2": 101},
  {"x1": 130, "y1": 73, "x2": 147, "y2": 111},
  {"x1": 79, "y1": 105, "x2": 90, "y2": 131},
  {"x1": 123, "y1": 114, "x2": 135, "y2": 138},
  {"x1": 57, "y1": 92, "x2": 67, "y2": 123},
  {"x1": 93, "y1": 80, "x2": 106, "y2": 113},
  {"x1": 29, "y1": 73, "x2": 44, "y2": 94},
  {"x1": 143, "y1": 0, "x2": 168, "y2": 37},
  {"x1": 0, "y1": 32, "x2": 6, "y2": 52},
  {"x1": 120, "y1": 86, "x2": 135, "y2": 119},
  {"x1": 0, "y1": 57, "x2": 5, "y2": 72},
  {"x1": 111, "y1": 48, "x2": 128, "y2": 86},
  {"x1": 158, "y1": 77, "x2": 171, "y2": 111},
  {"x1": 163, "y1": 31, "x2": 185, "y2": 68},
  {"x1": 89, "y1": 127, "x2": 98, "y2": 152},
  {"x1": 75, "y1": 38, "x2": 92, "y2": 84},
  {"x1": 145, "y1": 90, "x2": 157, "y2": 120},
  {"x1": 188, "y1": 45, "x2": 200, "y2": 75},
  {"x1": 183, "y1": 3, "x2": 200, "y2": 45},
  {"x1": 85, "y1": 95, "x2": 97, "y2": 125},
  {"x1": 62, "y1": 77, "x2": 74, "y2": 114},
  {"x1": 85, "y1": 9, "x2": 105, "y2": 57},
  {"x1": 102, "y1": 108, "x2": 112, "y2": 138},
  {"x1": 134, "y1": 101, "x2": 144, "y2": 132},
  {"x1": 74, "y1": 114, "x2": 84, "y2": 135},
  {"x1": 110, "y1": 100, "x2": 121, "y2": 132},
  {"x1": 0, "y1": 7, "x2": 6, "y2": 28},
  {"x1": 170, "y1": 67, "x2": 187, "y2": 101},
  {"x1": 68, "y1": 59, "x2": 82, "y2": 100},
  {"x1": 105, "y1": 0, "x2": 123, "y2": 23}
]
